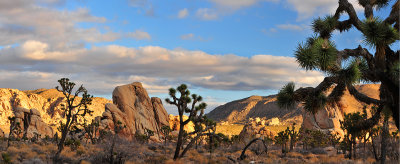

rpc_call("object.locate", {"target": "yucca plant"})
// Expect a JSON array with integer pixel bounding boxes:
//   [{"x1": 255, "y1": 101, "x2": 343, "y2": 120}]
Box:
[
  {"x1": 165, "y1": 84, "x2": 215, "y2": 160},
  {"x1": 277, "y1": 0, "x2": 399, "y2": 130},
  {"x1": 277, "y1": 1, "x2": 399, "y2": 163}
]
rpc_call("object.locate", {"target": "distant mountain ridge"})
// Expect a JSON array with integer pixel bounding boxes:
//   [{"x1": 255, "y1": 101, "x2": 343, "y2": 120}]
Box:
[{"x1": 206, "y1": 84, "x2": 380, "y2": 126}]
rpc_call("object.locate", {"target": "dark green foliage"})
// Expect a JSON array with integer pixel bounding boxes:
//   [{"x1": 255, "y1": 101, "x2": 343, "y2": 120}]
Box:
[
  {"x1": 274, "y1": 130, "x2": 290, "y2": 154},
  {"x1": 300, "y1": 129, "x2": 330, "y2": 150},
  {"x1": 2, "y1": 153, "x2": 11, "y2": 164},
  {"x1": 277, "y1": 0, "x2": 400, "y2": 133},
  {"x1": 361, "y1": 17, "x2": 399, "y2": 47},
  {"x1": 64, "y1": 138, "x2": 81, "y2": 151},
  {"x1": 312, "y1": 15, "x2": 338, "y2": 38},
  {"x1": 295, "y1": 42, "x2": 317, "y2": 70},
  {"x1": 295, "y1": 37, "x2": 338, "y2": 72},
  {"x1": 277, "y1": 82, "x2": 296, "y2": 109},
  {"x1": 161, "y1": 125, "x2": 171, "y2": 146},
  {"x1": 303, "y1": 92, "x2": 327, "y2": 114}
]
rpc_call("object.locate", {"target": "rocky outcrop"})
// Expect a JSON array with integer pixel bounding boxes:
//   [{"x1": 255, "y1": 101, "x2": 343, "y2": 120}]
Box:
[
  {"x1": 10, "y1": 107, "x2": 54, "y2": 138},
  {"x1": 206, "y1": 95, "x2": 302, "y2": 124},
  {"x1": 0, "y1": 88, "x2": 111, "y2": 135},
  {"x1": 301, "y1": 84, "x2": 380, "y2": 136},
  {"x1": 239, "y1": 119, "x2": 276, "y2": 142},
  {"x1": 208, "y1": 84, "x2": 380, "y2": 138},
  {"x1": 98, "y1": 82, "x2": 169, "y2": 141}
]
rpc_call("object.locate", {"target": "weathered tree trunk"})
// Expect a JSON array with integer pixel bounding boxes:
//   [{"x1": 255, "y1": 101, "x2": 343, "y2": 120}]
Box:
[
  {"x1": 380, "y1": 115, "x2": 389, "y2": 164},
  {"x1": 290, "y1": 138, "x2": 294, "y2": 151},
  {"x1": 173, "y1": 123, "x2": 184, "y2": 160},
  {"x1": 349, "y1": 137, "x2": 353, "y2": 159},
  {"x1": 238, "y1": 138, "x2": 268, "y2": 160},
  {"x1": 353, "y1": 137, "x2": 356, "y2": 159}
]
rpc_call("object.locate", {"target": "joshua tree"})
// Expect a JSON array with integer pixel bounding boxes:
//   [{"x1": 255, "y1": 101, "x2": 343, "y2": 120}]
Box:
[
  {"x1": 161, "y1": 125, "x2": 171, "y2": 146},
  {"x1": 287, "y1": 123, "x2": 299, "y2": 151},
  {"x1": 54, "y1": 78, "x2": 93, "y2": 159},
  {"x1": 82, "y1": 119, "x2": 100, "y2": 144},
  {"x1": 165, "y1": 84, "x2": 215, "y2": 160},
  {"x1": 277, "y1": 0, "x2": 399, "y2": 150},
  {"x1": 275, "y1": 130, "x2": 290, "y2": 155},
  {"x1": 7, "y1": 117, "x2": 22, "y2": 148}
]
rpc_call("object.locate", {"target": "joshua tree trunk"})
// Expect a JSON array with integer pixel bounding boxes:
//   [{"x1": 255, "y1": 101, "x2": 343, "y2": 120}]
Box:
[
  {"x1": 173, "y1": 123, "x2": 184, "y2": 160},
  {"x1": 380, "y1": 115, "x2": 389, "y2": 164},
  {"x1": 239, "y1": 138, "x2": 268, "y2": 160}
]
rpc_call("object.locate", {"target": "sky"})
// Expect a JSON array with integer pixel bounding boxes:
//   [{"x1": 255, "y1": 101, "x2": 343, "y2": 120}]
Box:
[{"x1": 0, "y1": 0, "x2": 396, "y2": 115}]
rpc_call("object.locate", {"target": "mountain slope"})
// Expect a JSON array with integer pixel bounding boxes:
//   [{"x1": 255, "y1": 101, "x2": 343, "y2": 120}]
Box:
[{"x1": 206, "y1": 84, "x2": 380, "y2": 124}]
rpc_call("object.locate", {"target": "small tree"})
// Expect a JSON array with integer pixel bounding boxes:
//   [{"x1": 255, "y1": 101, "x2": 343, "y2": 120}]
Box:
[
  {"x1": 82, "y1": 119, "x2": 100, "y2": 144},
  {"x1": 7, "y1": 117, "x2": 22, "y2": 148},
  {"x1": 54, "y1": 78, "x2": 93, "y2": 159},
  {"x1": 275, "y1": 130, "x2": 290, "y2": 155},
  {"x1": 165, "y1": 84, "x2": 214, "y2": 160},
  {"x1": 287, "y1": 123, "x2": 299, "y2": 151},
  {"x1": 161, "y1": 125, "x2": 171, "y2": 146}
]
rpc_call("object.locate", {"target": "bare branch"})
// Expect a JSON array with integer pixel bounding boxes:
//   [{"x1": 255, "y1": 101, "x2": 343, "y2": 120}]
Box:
[{"x1": 347, "y1": 84, "x2": 382, "y2": 104}]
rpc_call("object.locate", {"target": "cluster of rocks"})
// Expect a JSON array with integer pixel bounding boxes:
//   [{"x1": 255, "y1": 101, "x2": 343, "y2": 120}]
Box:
[
  {"x1": 248, "y1": 117, "x2": 280, "y2": 126},
  {"x1": 96, "y1": 82, "x2": 169, "y2": 141},
  {"x1": 0, "y1": 88, "x2": 111, "y2": 136},
  {"x1": 10, "y1": 107, "x2": 54, "y2": 139},
  {"x1": 239, "y1": 118, "x2": 276, "y2": 141}
]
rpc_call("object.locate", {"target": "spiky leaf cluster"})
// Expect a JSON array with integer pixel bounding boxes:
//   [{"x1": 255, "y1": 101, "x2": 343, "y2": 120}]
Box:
[
  {"x1": 277, "y1": 82, "x2": 296, "y2": 109},
  {"x1": 336, "y1": 58, "x2": 363, "y2": 85},
  {"x1": 295, "y1": 37, "x2": 337, "y2": 72},
  {"x1": 361, "y1": 17, "x2": 399, "y2": 47},
  {"x1": 303, "y1": 92, "x2": 327, "y2": 114},
  {"x1": 312, "y1": 15, "x2": 338, "y2": 38}
]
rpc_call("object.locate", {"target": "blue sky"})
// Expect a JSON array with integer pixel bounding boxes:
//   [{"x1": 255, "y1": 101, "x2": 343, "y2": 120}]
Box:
[{"x1": 0, "y1": 0, "x2": 396, "y2": 114}]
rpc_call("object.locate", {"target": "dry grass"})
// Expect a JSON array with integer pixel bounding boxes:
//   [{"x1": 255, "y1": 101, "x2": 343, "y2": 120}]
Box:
[
  {"x1": 0, "y1": 139, "x2": 394, "y2": 164},
  {"x1": 215, "y1": 123, "x2": 244, "y2": 136},
  {"x1": 215, "y1": 123, "x2": 301, "y2": 137}
]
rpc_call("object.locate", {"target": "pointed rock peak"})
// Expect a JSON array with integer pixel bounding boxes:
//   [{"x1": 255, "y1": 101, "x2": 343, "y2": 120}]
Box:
[{"x1": 131, "y1": 82, "x2": 143, "y2": 87}]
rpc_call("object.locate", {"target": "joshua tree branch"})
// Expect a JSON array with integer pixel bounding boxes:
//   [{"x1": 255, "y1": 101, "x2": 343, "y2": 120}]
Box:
[
  {"x1": 346, "y1": 84, "x2": 382, "y2": 104},
  {"x1": 334, "y1": 0, "x2": 362, "y2": 30}
]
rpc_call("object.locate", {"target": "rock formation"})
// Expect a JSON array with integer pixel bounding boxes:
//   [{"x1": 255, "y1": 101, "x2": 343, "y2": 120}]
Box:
[
  {"x1": 206, "y1": 95, "x2": 302, "y2": 124},
  {"x1": 301, "y1": 84, "x2": 380, "y2": 136},
  {"x1": 239, "y1": 119, "x2": 276, "y2": 141},
  {"x1": 98, "y1": 82, "x2": 169, "y2": 141},
  {"x1": 208, "y1": 84, "x2": 380, "y2": 137},
  {"x1": 10, "y1": 107, "x2": 54, "y2": 138},
  {"x1": 0, "y1": 88, "x2": 111, "y2": 135}
]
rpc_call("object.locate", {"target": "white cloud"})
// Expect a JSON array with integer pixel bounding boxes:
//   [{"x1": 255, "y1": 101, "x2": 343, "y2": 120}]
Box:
[
  {"x1": 0, "y1": 0, "x2": 117, "y2": 49},
  {"x1": 178, "y1": 8, "x2": 189, "y2": 19},
  {"x1": 196, "y1": 8, "x2": 219, "y2": 20},
  {"x1": 0, "y1": 40, "x2": 324, "y2": 95},
  {"x1": 180, "y1": 33, "x2": 195, "y2": 40},
  {"x1": 209, "y1": 0, "x2": 278, "y2": 10},
  {"x1": 276, "y1": 24, "x2": 308, "y2": 31},
  {"x1": 127, "y1": 30, "x2": 152, "y2": 40},
  {"x1": 286, "y1": 0, "x2": 364, "y2": 20},
  {"x1": 180, "y1": 33, "x2": 209, "y2": 41}
]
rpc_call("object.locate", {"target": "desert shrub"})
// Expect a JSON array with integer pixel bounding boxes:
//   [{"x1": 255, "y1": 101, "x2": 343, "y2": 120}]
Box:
[
  {"x1": 64, "y1": 138, "x2": 81, "y2": 151},
  {"x1": 275, "y1": 130, "x2": 289, "y2": 154},
  {"x1": 2, "y1": 152, "x2": 11, "y2": 163}
]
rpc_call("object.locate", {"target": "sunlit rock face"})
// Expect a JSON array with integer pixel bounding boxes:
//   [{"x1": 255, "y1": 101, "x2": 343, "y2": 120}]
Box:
[
  {"x1": 301, "y1": 84, "x2": 380, "y2": 137},
  {"x1": 206, "y1": 95, "x2": 302, "y2": 124},
  {"x1": 10, "y1": 107, "x2": 54, "y2": 138},
  {"x1": 0, "y1": 88, "x2": 111, "y2": 136},
  {"x1": 207, "y1": 84, "x2": 380, "y2": 137},
  {"x1": 98, "y1": 82, "x2": 169, "y2": 141}
]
